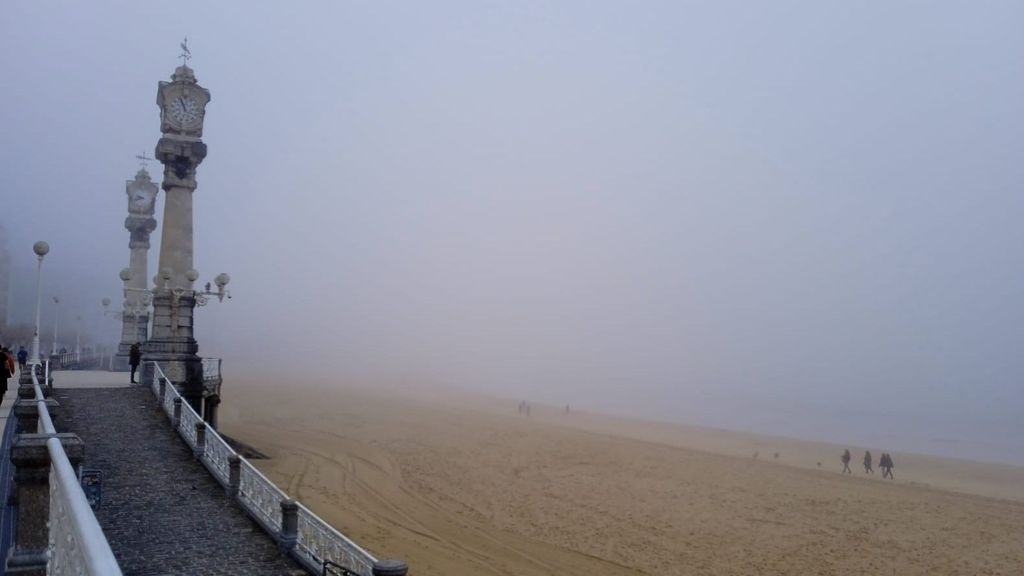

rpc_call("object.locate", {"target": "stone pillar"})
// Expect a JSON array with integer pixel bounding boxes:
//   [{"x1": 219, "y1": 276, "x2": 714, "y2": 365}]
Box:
[
  {"x1": 16, "y1": 368, "x2": 37, "y2": 400},
  {"x1": 141, "y1": 361, "x2": 155, "y2": 388},
  {"x1": 279, "y1": 499, "x2": 298, "y2": 551},
  {"x1": 5, "y1": 433, "x2": 85, "y2": 575},
  {"x1": 146, "y1": 62, "x2": 210, "y2": 414},
  {"x1": 117, "y1": 168, "x2": 159, "y2": 372},
  {"x1": 203, "y1": 395, "x2": 220, "y2": 429},
  {"x1": 194, "y1": 421, "x2": 206, "y2": 459},
  {"x1": 226, "y1": 454, "x2": 241, "y2": 497},
  {"x1": 172, "y1": 397, "x2": 182, "y2": 429},
  {"x1": 17, "y1": 366, "x2": 52, "y2": 401},
  {"x1": 12, "y1": 398, "x2": 58, "y2": 435},
  {"x1": 146, "y1": 290, "x2": 203, "y2": 412}
]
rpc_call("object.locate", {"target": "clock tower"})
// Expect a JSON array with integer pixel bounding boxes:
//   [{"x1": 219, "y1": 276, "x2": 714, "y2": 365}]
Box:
[
  {"x1": 145, "y1": 52, "x2": 211, "y2": 412},
  {"x1": 115, "y1": 162, "x2": 158, "y2": 370}
]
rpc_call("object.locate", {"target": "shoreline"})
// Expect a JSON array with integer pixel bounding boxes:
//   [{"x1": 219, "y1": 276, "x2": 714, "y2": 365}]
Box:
[
  {"x1": 223, "y1": 373, "x2": 1024, "y2": 503},
  {"x1": 218, "y1": 376, "x2": 1024, "y2": 575}
]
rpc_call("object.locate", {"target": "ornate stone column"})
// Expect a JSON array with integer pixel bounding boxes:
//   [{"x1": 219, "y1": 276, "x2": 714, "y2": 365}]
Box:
[
  {"x1": 145, "y1": 61, "x2": 210, "y2": 411},
  {"x1": 115, "y1": 166, "x2": 158, "y2": 371}
]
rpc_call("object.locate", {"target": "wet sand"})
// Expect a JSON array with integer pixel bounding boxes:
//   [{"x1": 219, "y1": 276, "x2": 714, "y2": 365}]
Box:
[{"x1": 219, "y1": 376, "x2": 1024, "y2": 575}]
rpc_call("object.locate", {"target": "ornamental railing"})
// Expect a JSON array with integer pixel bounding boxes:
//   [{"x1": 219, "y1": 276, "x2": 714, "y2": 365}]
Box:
[
  {"x1": 148, "y1": 362, "x2": 388, "y2": 576},
  {"x1": 45, "y1": 350, "x2": 105, "y2": 371},
  {"x1": 48, "y1": 352, "x2": 76, "y2": 368},
  {"x1": 31, "y1": 365, "x2": 123, "y2": 575},
  {"x1": 237, "y1": 458, "x2": 289, "y2": 533},
  {"x1": 201, "y1": 357, "x2": 222, "y2": 383},
  {"x1": 296, "y1": 506, "x2": 376, "y2": 576}
]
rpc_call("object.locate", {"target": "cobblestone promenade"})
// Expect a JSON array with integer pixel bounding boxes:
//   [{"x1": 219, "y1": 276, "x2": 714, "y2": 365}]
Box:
[{"x1": 54, "y1": 379, "x2": 306, "y2": 576}]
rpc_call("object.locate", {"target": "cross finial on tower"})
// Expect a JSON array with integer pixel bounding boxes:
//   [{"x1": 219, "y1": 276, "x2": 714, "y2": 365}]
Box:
[
  {"x1": 179, "y1": 37, "x2": 192, "y2": 65},
  {"x1": 136, "y1": 152, "x2": 153, "y2": 171}
]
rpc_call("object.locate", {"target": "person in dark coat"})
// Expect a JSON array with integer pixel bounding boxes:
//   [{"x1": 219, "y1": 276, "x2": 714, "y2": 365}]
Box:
[
  {"x1": 1, "y1": 347, "x2": 14, "y2": 398},
  {"x1": 17, "y1": 346, "x2": 28, "y2": 371},
  {"x1": 129, "y1": 343, "x2": 142, "y2": 384},
  {"x1": 841, "y1": 449, "x2": 852, "y2": 474},
  {"x1": 863, "y1": 450, "x2": 874, "y2": 474}
]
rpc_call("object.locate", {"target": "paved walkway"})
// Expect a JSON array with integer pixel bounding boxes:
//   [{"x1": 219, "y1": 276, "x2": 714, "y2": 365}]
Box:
[{"x1": 48, "y1": 370, "x2": 307, "y2": 576}]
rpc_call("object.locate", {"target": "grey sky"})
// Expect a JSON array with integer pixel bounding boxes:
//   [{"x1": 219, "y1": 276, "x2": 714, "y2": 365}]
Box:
[{"x1": 2, "y1": 2, "x2": 1022, "y2": 463}]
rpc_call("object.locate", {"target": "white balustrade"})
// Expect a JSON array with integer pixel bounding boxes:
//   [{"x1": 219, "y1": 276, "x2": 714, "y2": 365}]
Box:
[
  {"x1": 237, "y1": 459, "x2": 289, "y2": 533},
  {"x1": 202, "y1": 426, "x2": 233, "y2": 485},
  {"x1": 145, "y1": 361, "x2": 384, "y2": 575},
  {"x1": 296, "y1": 504, "x2": 376, "y2": 575},
  {"x1": 179, "y1": 404, "x2": 201, "y2": 449}
]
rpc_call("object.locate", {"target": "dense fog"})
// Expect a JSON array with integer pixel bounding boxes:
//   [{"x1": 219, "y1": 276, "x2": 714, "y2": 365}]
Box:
[{"x1": 2, "y1": 2, "x2": 1022, "y2": 464}]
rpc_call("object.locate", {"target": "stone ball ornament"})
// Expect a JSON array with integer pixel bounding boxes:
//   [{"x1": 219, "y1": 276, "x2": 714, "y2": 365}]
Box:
[
  {"x1": 120, "y1": 268, "x2": 132, "y2": 282},
  {"x1": 33, "y1": 241, "x2": 50, "y2": 257}
]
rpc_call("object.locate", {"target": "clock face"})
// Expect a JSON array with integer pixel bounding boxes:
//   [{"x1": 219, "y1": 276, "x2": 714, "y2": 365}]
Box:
[
  {"x1": 131, "y1": 190, "x2": 154, "y2": 211},
  {"x1": 168, "y1": 94, "x2": 202, "y2": 128}
]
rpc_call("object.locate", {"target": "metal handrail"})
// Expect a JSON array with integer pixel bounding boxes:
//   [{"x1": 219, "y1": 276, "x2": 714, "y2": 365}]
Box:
[
  {"x1": 30, "y1": 365, "x2": 123, "y2": 575},
  {"x1": 147, "y1": 361, "x2": 379, "y2": 576}
]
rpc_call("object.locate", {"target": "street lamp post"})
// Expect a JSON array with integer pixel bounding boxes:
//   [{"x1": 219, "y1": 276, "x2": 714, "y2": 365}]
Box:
[
  {"x1": 28, "y1": 241, "x2": 49, "y2": 366},
  {"x1": 101, "y1": 297, "x2": 118, "y2": 370},
  {"x1": 75, "y1": 315, "x2": 82, "y2": 361},
  {"x1": 51, "y1": 295, "x2": 60, "y2": 356}
]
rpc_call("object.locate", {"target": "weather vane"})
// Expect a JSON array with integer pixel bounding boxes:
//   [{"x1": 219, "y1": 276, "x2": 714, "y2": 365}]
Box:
[
  {"x1": 136, "y1": 152, "x2": 153, "y2": 171},
  {"x1": 179, "y1": 36, "x2": 192, "y2": 66}
]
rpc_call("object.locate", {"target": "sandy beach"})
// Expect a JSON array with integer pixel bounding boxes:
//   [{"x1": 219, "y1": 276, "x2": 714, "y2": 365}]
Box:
[{"x1": 219, "y1": 376, "x2": 1024, "y2": 575}]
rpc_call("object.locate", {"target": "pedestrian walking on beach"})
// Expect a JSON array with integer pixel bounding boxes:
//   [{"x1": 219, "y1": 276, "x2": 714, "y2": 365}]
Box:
[
  {"x1": 841, "y1": 449, "x2": 852, "y2": 474},
  {"x1": 129, "y1": 342, "x2": 142, "y2": 384},
  {"x1": 863, "y1": 450, "x2": 874, "y2": 474},
  {"x1": 17, "y1": 346, "x2": 28, "y2": 371},
  {"x1": 880, "y1": 453, "x2": 895, "y2": 479}
]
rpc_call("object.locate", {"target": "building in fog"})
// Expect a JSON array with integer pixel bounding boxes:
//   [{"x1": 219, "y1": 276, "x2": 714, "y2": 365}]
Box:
[{"x1": 0, "y1": 224, "x2": 10, "y2": 334}]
